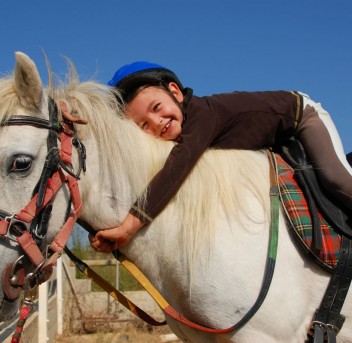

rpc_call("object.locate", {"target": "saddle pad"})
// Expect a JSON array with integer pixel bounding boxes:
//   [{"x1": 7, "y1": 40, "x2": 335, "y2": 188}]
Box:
[{"x1": 275, "y1": 154, "x2": 341, "y2": 270}]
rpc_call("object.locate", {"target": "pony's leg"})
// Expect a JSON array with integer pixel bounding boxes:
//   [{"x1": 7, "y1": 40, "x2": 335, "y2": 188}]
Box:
[{"x1": 299, "y1": 93, "x2": 352, "y2": 174}]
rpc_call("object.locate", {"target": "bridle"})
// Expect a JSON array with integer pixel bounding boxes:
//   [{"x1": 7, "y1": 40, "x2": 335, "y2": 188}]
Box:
[
  {"x1": 0, "y1": 96, "x2": 281, "y2": 341},
  {"x1": 0, "y1": 97, "x2": 86, "y2": 304}
]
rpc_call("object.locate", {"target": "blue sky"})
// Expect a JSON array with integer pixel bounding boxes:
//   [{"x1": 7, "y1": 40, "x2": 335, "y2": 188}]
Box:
[{"x1": 0, "y1": 0, "x2": 351, "y2": 152}]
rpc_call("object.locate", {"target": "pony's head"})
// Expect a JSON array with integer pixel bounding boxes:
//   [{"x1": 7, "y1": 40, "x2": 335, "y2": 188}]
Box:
[
  {"x1": 0, "y1": 52, "x2": 170, "y2": 322},
  {"x1": 0, "y1": 52, "x2": 81, "y2": 320}
]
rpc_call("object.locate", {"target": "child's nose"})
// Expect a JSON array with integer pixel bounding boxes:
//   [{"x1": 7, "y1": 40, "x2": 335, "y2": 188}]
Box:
[{"x1": 151, "y1": 117, "x2": 162, "y2": 130}]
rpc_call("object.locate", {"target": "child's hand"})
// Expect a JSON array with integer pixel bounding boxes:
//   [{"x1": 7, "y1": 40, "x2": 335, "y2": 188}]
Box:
[
  {"x1": 89, "y1": 213, "x2": 144, "y2": 254},
  {"x1": 89, "y1": 233, "x2": 116, "y2": 254}
]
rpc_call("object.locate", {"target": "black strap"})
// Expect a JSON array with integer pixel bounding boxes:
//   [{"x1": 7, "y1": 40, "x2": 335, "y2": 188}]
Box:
[
  {"x1": 309, "y1": 236, "x2": 352, "y2": 342},
  {"x1": 2, "y1": 115, "x2": 54, "y2": 130}
]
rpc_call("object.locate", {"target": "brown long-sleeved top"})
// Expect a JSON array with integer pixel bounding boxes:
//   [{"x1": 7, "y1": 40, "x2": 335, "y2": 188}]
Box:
[{"x1": 130, "y1": 90, "x2": 303, "y2": 224}]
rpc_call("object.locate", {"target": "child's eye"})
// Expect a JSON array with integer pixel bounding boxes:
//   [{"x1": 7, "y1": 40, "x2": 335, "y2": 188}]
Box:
[{"x1": 153, "y1": 103, "x2": 160, "y2": 112}]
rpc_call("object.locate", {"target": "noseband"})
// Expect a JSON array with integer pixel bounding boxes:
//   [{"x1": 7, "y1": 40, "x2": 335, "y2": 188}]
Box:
[{"x1": 0, "y1": 98, "x2": 86, "y2": 301}]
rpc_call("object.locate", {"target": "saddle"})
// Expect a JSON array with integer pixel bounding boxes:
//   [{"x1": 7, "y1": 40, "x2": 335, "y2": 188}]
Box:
[
  {"x1": 278, "y1": 138, "x2": 352, "y2": 271},
  {"x1": 278, "y1": 139, "x2": 352, "y2": 343}
]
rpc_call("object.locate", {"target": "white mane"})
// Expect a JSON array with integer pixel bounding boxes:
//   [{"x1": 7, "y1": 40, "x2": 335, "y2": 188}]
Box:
[
  {"x1": 53, "y1": 70, "x2": 271, "y2": 263},
  {"x1": 2, "y1": 53, "x2": 352, "y2": 342}
]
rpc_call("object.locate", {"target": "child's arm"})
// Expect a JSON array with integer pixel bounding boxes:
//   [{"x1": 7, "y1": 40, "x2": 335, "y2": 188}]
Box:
[{"x1": 89, "y1": 213, "x2": 144, "y2": 254}]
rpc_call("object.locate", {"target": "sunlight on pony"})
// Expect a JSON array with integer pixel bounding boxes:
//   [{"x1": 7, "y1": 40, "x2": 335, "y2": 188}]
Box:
[
  {"x1": 50, "y1": 67, "x2": 271, "y2": 266},
  {"x1": 1, "y1": 52, "x2": 351, "y2": 343}
]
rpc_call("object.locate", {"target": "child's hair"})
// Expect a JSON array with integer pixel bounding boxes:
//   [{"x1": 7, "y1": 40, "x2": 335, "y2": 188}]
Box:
[
  {"x1": 108, "y1": 61, "x2": 184, "y2": 103},
  {"x1": 123, "y1": 84, "x2": 171, "y2": 104}
]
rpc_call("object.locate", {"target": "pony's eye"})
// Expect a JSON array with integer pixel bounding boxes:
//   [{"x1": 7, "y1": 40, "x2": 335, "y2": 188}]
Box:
[{"x1": 9, "y1": 155, "x2": 32, "y2": 173}]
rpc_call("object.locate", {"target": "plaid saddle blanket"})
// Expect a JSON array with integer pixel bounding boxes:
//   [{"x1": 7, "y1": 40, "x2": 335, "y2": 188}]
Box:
[{"x1": 276, "y1": 154, "x2": 341, "y2": 271}]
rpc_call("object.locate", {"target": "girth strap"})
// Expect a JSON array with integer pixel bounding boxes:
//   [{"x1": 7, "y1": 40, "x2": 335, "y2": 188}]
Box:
[{"x1": 308, "y1": 236, "x2": 352, "y2": 342}]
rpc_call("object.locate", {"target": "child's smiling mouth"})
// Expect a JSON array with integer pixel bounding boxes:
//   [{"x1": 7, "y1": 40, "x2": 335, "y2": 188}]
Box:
[{"x1": 161, "y1": 120, "x2": 172, "y2": 134}]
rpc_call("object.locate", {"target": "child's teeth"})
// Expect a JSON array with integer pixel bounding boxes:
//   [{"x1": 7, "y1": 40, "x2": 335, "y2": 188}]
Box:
[{"x1": 162, "y1": 121, "x2": 171, "y2": 133}]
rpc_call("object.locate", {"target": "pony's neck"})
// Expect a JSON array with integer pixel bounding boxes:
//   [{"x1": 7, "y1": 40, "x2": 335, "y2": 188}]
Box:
[
  {"x1": 52, "y1": 80, "x2": 172, "y2": 229},
  {"x1": 78, "y1": 104, "x2": 173, "y2": 230}
]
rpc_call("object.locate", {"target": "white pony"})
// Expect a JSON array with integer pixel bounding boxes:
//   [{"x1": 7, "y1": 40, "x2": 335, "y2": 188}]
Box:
[{"x1": 0, "y1": 52, "x2": 351, "y2": 343}]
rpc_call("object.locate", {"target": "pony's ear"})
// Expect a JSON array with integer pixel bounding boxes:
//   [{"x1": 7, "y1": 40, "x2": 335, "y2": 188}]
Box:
[{"x1": 14, "y1": 52, "x2": 43, "y2": 110}]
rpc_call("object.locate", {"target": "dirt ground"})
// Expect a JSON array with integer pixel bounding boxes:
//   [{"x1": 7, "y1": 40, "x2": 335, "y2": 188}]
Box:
[
  {"x1": 55, "y1": 332, "x2": 167, "y2": 343},
  {"x1": 53, "y1": 324, "x2": 181, "y2": 343}
]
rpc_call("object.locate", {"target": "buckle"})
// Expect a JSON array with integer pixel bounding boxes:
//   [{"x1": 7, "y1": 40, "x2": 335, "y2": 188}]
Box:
[
  {"x1": 326, "y1": 323, "x2": 340, "y2": 334},
  {"x1": 4, "y1": 213, "x2": 30, "y2": 242},
  {"x1": 308, "y1": 321, "x2": 340, "y2": 338},
  {"x1": 307, "y1": 320, "x2": 325, "y2": 337}
]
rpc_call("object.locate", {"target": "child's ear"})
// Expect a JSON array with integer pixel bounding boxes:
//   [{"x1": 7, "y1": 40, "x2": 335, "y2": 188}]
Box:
[{"x1": 168, "y1": 82, "x2": 184, "y2": 103}]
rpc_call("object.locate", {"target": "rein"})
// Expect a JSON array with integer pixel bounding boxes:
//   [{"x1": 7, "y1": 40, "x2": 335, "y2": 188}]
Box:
[
  {"x1": 72, "y1": 150, "x2": 280, "y2": 334},
  {"x1": 0, "y1": 99, "x2": 86, "y2": 343},
  {"x1": 0, "y1": 98, "x2": 280, "y2": 338}
]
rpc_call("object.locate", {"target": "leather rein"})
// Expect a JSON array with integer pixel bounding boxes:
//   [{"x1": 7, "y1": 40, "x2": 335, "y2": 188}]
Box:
[
  {"x1": 0, "y1": 98, "x2": 86, "y2": 342},
  {"x1": 0, "y1": 99, "x2": 280, "y2": 338},
  {"x1": 69, "y1": 151, "x2": 280, "y2": 334}
]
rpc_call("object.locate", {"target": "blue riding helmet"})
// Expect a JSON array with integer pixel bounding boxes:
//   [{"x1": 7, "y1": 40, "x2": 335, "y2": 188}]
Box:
[{"x1": 108, "y1": 61, "x2": 184, "y2": 103}]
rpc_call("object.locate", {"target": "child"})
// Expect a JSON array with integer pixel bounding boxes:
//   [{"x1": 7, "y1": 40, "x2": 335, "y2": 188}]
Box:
[{"x1": 89, "y1": 61, "x2": 352, "y2": 253}]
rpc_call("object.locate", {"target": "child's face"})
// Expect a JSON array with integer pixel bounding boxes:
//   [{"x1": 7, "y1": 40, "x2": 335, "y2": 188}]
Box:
[{"x1": 125, "y1": 83, "x2": 184, "y2": 141}]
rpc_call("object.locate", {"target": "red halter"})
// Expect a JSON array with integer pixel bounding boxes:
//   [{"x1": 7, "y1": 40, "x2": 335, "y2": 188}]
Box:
[{"x1": 0, "y1": 99, "x2": 86, "y2": 342}]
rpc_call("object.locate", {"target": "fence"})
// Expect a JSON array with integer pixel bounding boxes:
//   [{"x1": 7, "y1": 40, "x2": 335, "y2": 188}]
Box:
[
  {"x1": 0, "y1": 260, "x2": 61, "y2": 343},
  {"x1": 0, "y1": 254, "x2": 169, "y2": 342},
  {"x1": 60, "y1": 255, "x2": 164, "y2": 333}
]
